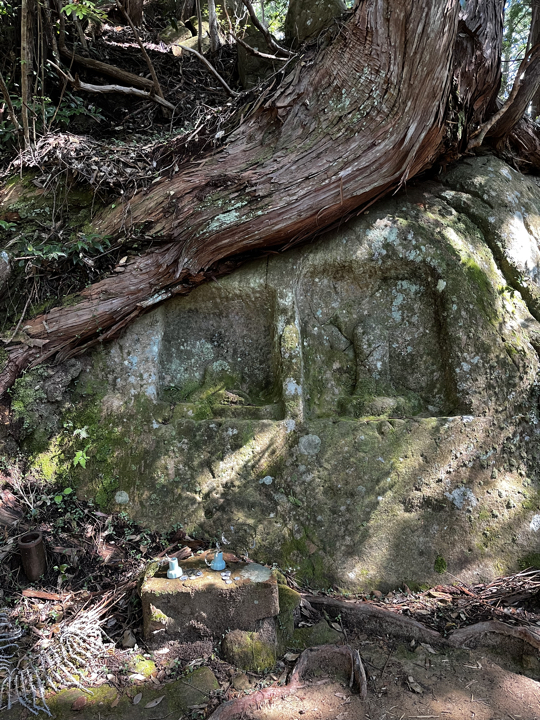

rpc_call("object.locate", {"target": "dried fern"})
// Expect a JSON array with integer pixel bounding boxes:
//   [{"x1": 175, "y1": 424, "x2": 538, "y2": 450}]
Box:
[{"x1": 0, "y1": 608, "x2": 106, "y2": 716}]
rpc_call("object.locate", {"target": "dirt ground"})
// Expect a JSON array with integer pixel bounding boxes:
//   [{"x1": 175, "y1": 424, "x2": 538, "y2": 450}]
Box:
[{"x1": 246, "y1": 641, "x2": 540, "y2": 720}]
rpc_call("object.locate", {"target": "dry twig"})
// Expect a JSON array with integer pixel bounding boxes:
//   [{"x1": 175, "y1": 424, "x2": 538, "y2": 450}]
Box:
[{"x1": 240, "y1": 0, "x2": 293, "y2": 58}]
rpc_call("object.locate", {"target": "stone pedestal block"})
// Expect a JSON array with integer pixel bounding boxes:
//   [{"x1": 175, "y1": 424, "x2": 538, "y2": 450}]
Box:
[{"x1": 141, "y1": 554, "x2": 279, "y2": 640}]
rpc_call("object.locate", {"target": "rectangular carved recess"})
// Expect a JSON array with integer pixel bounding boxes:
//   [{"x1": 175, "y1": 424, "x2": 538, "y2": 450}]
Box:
[
  {"x1": 157, "y1": 289, "x2": 284, "y2": 420},
  {"x1": 298, "y1": 267, "x2": 456, "y2": 419}
]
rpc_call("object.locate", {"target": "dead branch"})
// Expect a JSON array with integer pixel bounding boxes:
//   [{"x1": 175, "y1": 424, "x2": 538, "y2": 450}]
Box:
[
  {"x1": 74, "y1": 80, "x2": 175, "y2": 111},
  {"x1": 240, "y1": 0, "x2": 293, "y2": 58},
  {"x1": 178, "y1": 45, "x2": 240, "y2": 97},
  {"x1": 57, "y1": 40, "x2": 155, "y2": 91},
  {"x1": 115, "y1": 0, "x2": 165, "y2": 100},
  {"x1": 234, "y1": 32, "x2": 290, "y2": 61},
  {"x1": 47, "y1": 61, "x2": 175, "y2": 111}
]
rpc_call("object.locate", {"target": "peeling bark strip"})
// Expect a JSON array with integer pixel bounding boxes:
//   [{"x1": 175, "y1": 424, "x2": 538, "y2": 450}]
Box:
[{"x1": 1, "y1": 0, "x2": 539, "y2": 395}]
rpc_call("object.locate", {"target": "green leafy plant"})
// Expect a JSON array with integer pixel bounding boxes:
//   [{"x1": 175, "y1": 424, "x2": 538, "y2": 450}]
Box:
[
  {"x1": 54, "y1": 487, "x2": 73, "y2": 503},
  {"x1": 53, "y1": 563, "x2": 70, "y2": 586},
  {"x1": 73, "y1": 445, "x2": 91, "y2": 468},
  {"x1": 434, "y1": 554, "x2": 447, "y2": 574},
  {"x1": 61, "y1": 0, "x2": 106, "y2": 22}
]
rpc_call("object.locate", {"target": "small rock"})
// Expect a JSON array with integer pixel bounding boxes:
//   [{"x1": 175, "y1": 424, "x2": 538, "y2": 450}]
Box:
[
  {"x1": 232, "y1": 673, "x2": 252, "y2": 691},
  {"x1": 222, "y1": 629, "x2": 276, "y2": 672},
  {"x1": 71, "y1": 695, "x2": 87, "y2": 711},
  {"x1": 122, "y1": 629, "x2": 137, "y2": 648},
  {"x1": 407, "y1": 676, "x2": 423, "y2": 694}
]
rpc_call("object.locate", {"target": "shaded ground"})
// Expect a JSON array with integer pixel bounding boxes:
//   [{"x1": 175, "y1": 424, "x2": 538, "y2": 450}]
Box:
[
  {"x1": 1, "y1": 633, "x2": 539, "y2": 719},
  {"x1": 246, "y1": 644, "x2": 540, "y2": 720}
]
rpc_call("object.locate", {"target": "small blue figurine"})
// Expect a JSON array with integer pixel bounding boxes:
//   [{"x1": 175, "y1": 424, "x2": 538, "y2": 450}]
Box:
[
  {"x1": 167, "y1": 556, "x2": 183, "y2": 579},
  {"x1": 206, "y1": 549, "x2": 226, "y2": 571}
]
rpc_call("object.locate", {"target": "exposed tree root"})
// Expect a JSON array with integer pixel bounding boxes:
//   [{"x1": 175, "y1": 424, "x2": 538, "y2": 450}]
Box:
[
  {"x1": 305, "y1": 595, "x2": 540, "y2": 655},
  {"x1": 207, "y1": 644, "x2": 366, "y2": 720},
  {"x1": 447, "y1": 620, "x2": 540, "y2": 651},
  {"x1": 305, "y1": 595, "x2": 445, "y2": 645},
  {"x1": 3, "y1": 0, "x2": 540, "y2": 395}
]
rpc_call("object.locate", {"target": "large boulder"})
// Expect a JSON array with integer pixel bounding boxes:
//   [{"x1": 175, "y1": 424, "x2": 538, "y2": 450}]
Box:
[
  {"x1": 237, "y1": 23, "x2": 280, "y2": 89},
  {"x1": 284, "y1": 0, "x2": 346, "y2": 46},
  {"x1": 11, "y1": 156, "x2": 540, "y2": 592}
]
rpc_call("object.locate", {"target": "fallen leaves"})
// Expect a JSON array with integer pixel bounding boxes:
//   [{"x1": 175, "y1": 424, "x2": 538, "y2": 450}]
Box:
[
  {"x1": 407, "y1": 676, "x2": 423, "y2": 694},
  {"x1": 145, "y1": 695, "x2": 165, "y2": 708}
]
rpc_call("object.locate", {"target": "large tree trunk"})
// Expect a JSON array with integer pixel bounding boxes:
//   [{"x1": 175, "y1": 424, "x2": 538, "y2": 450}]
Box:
[{"x1": 1, "y1": 0, "x2": 538, "y2": 397}]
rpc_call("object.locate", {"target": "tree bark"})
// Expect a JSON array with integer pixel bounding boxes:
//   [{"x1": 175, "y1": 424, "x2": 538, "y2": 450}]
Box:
[
  {"x1": 208, "y1": 0, "x2": 223, "y2": 53},
  {"x1": 20, "y1": 0, "x2": 33, "y2": 147},
  {"x1": 530, "y1": 0, "x2": 540, "y2": 119},
  {"x1": 2, "y1": 0, "x2": 540, "y2": 396},
  {"x1": 125, "y1": 0, "x2": 143, "y2": 26}
]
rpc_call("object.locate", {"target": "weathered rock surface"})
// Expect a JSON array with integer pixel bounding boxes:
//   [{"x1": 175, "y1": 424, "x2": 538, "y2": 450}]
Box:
[
  {"x1": 159, "y1": 23, "x2": 192, "y2": 56},
  {"x1": 284, "y1": 0, "x2": 346, "y2": 46},
  {"x1": 8, "y1": 156, "x2": 540, "y2": 591}
]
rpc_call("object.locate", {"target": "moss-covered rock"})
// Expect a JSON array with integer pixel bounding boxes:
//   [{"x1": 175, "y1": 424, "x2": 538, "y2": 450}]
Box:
[
  {"x1": 284, "y1": 0, "x2": 345, "y2": 46},
  {"x1": 0, "y1": 667, "x2": 220, "y2": 720},
  {"x1": 276, "y1": 583, "x2": 301, "y2": 647},
  {"x1": 222, "y1": 629, "x2": 276, "y2": 672},
  {"x1": 290, "y1": 620, "x2": 344, "y2": 650},
  {"x1": 128, "y1": 655, "x2": 156, "y2": 678}
]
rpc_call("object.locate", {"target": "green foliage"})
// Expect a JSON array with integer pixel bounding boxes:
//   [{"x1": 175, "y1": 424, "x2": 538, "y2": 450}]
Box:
[
  {"x1": 434, "y1": 554, "x2": 447, "y2": 574},
  {"x1": 16, "y1": 232, "x2": 111, "y2": 269},
  {"x1": 518, "y1": 552, "x2": 540, "y2": 569},
  {"x1": 501, "y1": 0, "x2": 531, "y2": 98},
  {"x1": 0, "y1": 0, "x2": 16, "y2": 16},
  {"x1": 264, "y1": 0, "x2": 288, "y2": 34},
  {"x1": 54, "y1": 487, "x2": 73, "y2": 503},
  {"x1": 0, "y1": 92, "x2": 104, "y2": 150},
  {"x1": 73, "y1": 445, "x2": 91, "y2": 468},
  {"x1": 9, "y1": 369, "x2": 47, "y2": 431},
  {"x1": 62, "y1": 0, "x2": 107, "y2": 21}
]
